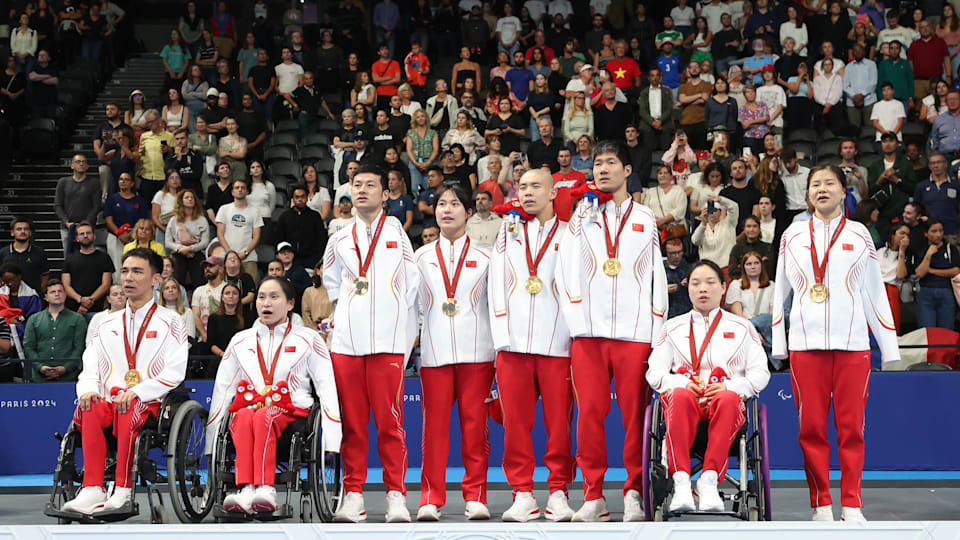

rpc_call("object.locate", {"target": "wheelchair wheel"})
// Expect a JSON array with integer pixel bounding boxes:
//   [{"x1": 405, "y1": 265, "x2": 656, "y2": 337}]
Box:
[
  {"x1": 759, "y1": 404, "x2": 773, "y2": 521},
  {"x1": 641, "y1": 404, "x2": 653, "y2": 521},
  {"x1": 46, "y1": 425, "x2": 82, "y2": 524},
  {"x1": 307, "y1": 409, "x2": 341, "y2": 522},
  {"x1": 167, "y1": 400, "x2": 214, "y2": 523}
]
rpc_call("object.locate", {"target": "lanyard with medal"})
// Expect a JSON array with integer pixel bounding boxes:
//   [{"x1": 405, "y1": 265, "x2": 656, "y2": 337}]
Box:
[
  {"x1": 523, "y1": 218, "x2": 559, "y2": 294},
  {"x1": 256, "y1": 322, "x2": 293, "y2": 407},
  {"x1": 436, "y1": 236, "x2": 471, "y2": 316},
  {"x1": 807, "y1": 217, "x2": 846, "y2": 303},
  {"x1": 689, "y1": 310, "x2": 723, "y2": 403},
  {"x1": 351, "y1": 212, "x2": 388, "y2": 295},
  {"x1": 601, "y1": 202, "x2": 634, "y2": 276},
  {"x1": 122, "y1": 303, "x2": 158, "y2": 387}
]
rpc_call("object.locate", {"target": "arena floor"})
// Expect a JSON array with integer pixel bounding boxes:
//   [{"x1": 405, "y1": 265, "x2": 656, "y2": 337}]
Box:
[{"x1": 2, "y1": 481, "x2": 958, "y2": 524}]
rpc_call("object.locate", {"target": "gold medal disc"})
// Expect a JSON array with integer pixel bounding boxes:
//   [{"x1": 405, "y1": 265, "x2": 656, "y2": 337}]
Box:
[
  {"x1": 441, "y1": 298, "x2": 460, "y2": 316},
  {"x1": 809, "y1": 283, "x2": 829, "y2": 303},
  {"x1": 603, "y1": 258, "x2": 622, "y2": 276},
  {"x1": 353, "y1": 276, "x2": 369, "y2": 295},
  {"x1": 124, "y1": 369, "x2": 141, "y2": 387},
  {"x1": 525, "y1": 275, "x2": 543, "y2": 294}
]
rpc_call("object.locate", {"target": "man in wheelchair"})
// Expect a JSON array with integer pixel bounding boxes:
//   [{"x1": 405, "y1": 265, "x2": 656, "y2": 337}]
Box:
[
  {"x1": 61, "y1": 248, "x2": 189, "y2": 515},
  {"x1": 205, "y1": 277, "x2": 341, "y2": 515},
  {"x1": 646, "y1": 260, "x2": 770, "y2": 514}
]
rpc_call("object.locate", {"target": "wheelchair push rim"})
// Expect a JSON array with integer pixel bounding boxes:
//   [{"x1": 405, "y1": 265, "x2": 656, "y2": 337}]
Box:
[
  {"x1": 167, "y1": 400, "x2": 214, "y2": 523},
  {"x1": 307, "y1": 407, "x2": 342, "y2": 522}
]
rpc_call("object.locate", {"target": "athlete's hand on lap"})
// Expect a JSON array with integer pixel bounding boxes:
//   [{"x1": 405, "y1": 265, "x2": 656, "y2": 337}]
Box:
[
  {"x1": 79, "y1": 392, "x2": 102, "y2": 411},
  {"x1": 115, "y1": 389, "x2": 138, "y2": 413},
  {"x1": 685, "y1": 382, "x2": 704, "y2": 397},
  {"x1": 703, "y1": 382, "x2": 727, "y2": 402}
]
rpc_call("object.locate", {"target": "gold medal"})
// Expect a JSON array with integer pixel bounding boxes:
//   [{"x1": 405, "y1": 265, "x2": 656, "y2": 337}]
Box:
[
  {"x1": 603, "y1": 258, "x2": 622, "y2": 276},
  {"x1": 124, "y1": 369, "x2": 141, "y2": 387},
  {"x1": 353, "y1": 276, "x2": 369, "y2": 295},
  {"x1": 507, "y1": 221, "x2": 519, "y2": 236},
  {"x1": 809, "y1": 283, "x2": 829, "y2": 303},
  {"x1": 525, "y1": 275, "x2": 543, "y2": 294},
  {"x1": 441, "y1": 298, "x2": 460, "y2": 316}
]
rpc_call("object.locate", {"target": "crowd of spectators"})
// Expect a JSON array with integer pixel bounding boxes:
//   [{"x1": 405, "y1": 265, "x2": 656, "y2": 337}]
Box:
[{"x1": 1, "y1": 0, "x2": 959, "y2": 382}]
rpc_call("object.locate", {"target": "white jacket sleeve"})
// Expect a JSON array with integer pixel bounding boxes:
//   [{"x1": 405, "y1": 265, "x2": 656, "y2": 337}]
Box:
[
  {"x1": 322, "y1": 235, "x2": 343, "y2": 303},
  {"x1": 488, "y1": 223, "x2": 510, "y2": 351},
  {"x1": 555, "y1": 212, "x2": 588, "y2": 337},
  {"x1": 646, "y1": 328, "x2": 690, "y2": 393},
  {"x1": 725, "y1": 324, "x2": 771, "y2": 397},
  {"x1": 76, "y1": 334, "x2": 102, "y2": 399},
  {"x1": 771, "y1": 234, "x2": 790, "y2": 360},
  {"x1": 650, "y1": 232, "x2": 669, "y2": 337},
  {"x1": 307, "y1": 332, "x2": 342, "y2": 453},
  {"x1": 130, "y1": 315, "x2": 188, "y2": 403},
  {"x1": 204, "y1": 336, "x2": 243, "y2": 454},
  {"x1": 861, "y1": 242, "x2": 901, "y2": 362}
]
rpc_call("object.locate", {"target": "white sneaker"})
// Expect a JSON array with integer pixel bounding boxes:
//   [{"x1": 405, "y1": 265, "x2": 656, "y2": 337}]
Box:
[
  {"x1": 251, "y1": 485, "x2": 278, "y2": 513},
  {"x1": 465, "y1": 500, "x2": 491, "y2": 520},
  {"x1": 841, "y1": 507, "x2": 867, "y2": 522},
  {"x1": 812, "y1": 505, "x2": 835, "y2": 521},
  {"x1": 96, "y1": 486, "x2": 132, "y2": 512},
  {"x1": 61, "y1": 486, "x2": 107, "y2": 514},
  {"x1": 502, "y1": 492, "x2": 540, "y2": 522},
  {"x1": 544, "y1": 490, "x2": 574, "y2": 522},
  {"x1": 696, "y1": 470, "x2": 724, "y2": 512},
  {"x1": 222, "y1": 484, "x2": 256, "y2": 514},
  {"x1": 384, "y1": 490, "x2": 411, "y2": 523},
  {"x1": 571, "y1": 498, "x2": 611, "y2": 522},
  {"x1": 416, "y1": 504, "x2": 441, "y2": 521},
  {"x1": 333, "y1": 491, "x2": 367, "y2": 522},
  {"x1": 623, "y1": 489, "x2": 643, "y2": 521},
  {"x1": 668, "y1": 472, "x2": 695, "y2": 513}
]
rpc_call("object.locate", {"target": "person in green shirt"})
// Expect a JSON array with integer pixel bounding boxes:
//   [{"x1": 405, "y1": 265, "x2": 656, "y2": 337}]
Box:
[
  {"x1": 160, "y1": 29, "x2": 192, "y2": 92},
  {"x1": 876, "y1": 41, "x2": 914, "y2": 111},
  {"x1": 24, "y1": 279, "x2": 87, "y2": 382}
]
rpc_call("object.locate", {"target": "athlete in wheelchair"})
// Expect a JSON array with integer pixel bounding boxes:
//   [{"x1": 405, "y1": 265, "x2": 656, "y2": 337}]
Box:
[
  {"x1": 205, "y1": 277, "x2": 342, "y2": 522},
  {"x1": 45, "y1": 249, "x2": 212, "y2": 524},
  {"x1": 644, "y1": 260, "x2": 772, "y2": 520}
]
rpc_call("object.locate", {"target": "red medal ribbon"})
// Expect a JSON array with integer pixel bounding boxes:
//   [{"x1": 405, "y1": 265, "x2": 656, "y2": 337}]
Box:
[
  {"x1": 524, "y1": 218, "x2": 560, "y2": 278},
  {"x1": 351, "y1": 212, "x2": 388, "y2": 279},
  {"x1": 808, "y1": 217, "x2": 846, "y2": 285},
  {"x1": 256, "y1": 322, "x2": 293, "y2": 387},
  {"x1": 689, "y1": 310, "x2": 723, "y2": 373},
  {"x1": 602, "y1": 202, "x2": 635, "y2": 260},
  {"x1": 435, "y1": 235, "x2": 471, "y2": 300},
  {"x1": 123, "y1": 302, "x2": 158, "y2": 372}
]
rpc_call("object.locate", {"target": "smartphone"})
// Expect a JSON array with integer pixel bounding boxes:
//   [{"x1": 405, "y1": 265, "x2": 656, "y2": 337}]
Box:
[
  {"x1": 742, "y1": 146, "x2": 752, "y2": 159},
  {"x1": 707, "y1": 200, "x2": 716, "y2": 214}
]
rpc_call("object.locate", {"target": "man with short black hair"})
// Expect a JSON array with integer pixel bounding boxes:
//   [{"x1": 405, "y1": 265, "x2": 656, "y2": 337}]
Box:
[
  {"x1": 54, "y1": 154, "x2": 101, "y2": 257},
  {"x1": 24, "y1": 279, "x2": 87, "y2": 383},
  {"x1": 276, "y1": 186, "x2": 327, "y2": 269},
  {"x1": 248, "y1": 48, "x2": 278, "y2": 124},
  {"x1": 292, "y1": 71, "x2": 336, "y2": 137},
  {"x1": 466, "y1": 190, "x2": 502, "y2": 245},
  {"x1": 0, "y1": 217, "x2": 49, "y2": 292},
  {"x1": 215, "y1": 179, "x2": 263, "y2": 279},
  {"x1": 663, "y1": 238, "x2": 691, "y2": 317},
  {"x1": 93, "y1": 102, "x2": 130, "y2": 197},
  {"x1": 720, "y1": 159, "x2": 761, "y2": 233},
  {"x1": 165, "y1": 128, "x2": 204, "y2": 196},
  {"x1": 191, "y1": 256, "x2": 225, "y2": 343},
  {"x1": 371, "y1": 108, "x2": 403, "y2": 160},
  {"x1": 913, "y1": 151, "x2": 960, "y2": 244},
  {"x1": 869, "y1": 132, "x2": 917, "y2": 231},
  {"x1": 778, "y1": 146, "x2": 811, "y2": 220},
  {"x1": 418, "y1": 166, "x2": 443, "y2": 228},
  {"x1": 62, "y1": 222, "x2": 114, "y2": 319},
  {"x1": 552, "y1": 147, "x2": 586, "y2": 221},
  {"x1": 236, "y1": 92, "x2": 267, "y2": 162},
  {"x1": 527, "y1": 117, "x2": 563, "y2": 173}
]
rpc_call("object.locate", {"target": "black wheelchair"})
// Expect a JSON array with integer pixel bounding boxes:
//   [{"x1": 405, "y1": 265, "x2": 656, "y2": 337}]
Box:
[
  {"x1": 210, "y1": 399, "x2": 342, "y2": 523},
  {"x1": 641, "y1": 394, "x2": 773, "y2": 521},
  {"x1": 44, "y1": 385, "x2": 213, "y2": 524}
]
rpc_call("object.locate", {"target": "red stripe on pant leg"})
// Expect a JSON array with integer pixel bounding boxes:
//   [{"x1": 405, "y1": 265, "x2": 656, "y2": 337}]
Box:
[
  {"x1": 662, "y1": 388, "x2": 703, "y2": 476},
  {"x1": 704, "y1": 391, "x2": 746, "y2": 478},
  {"x1": 367, "y1": 354, "x2": 408, "y2": 495},
  {"x1": 114, "y1": 400, "x2": 160, "y2": 488},
  {"x1": 253, "y1": 407, "x2": 298, "y2": 486},
  {"x1": 455, "y1": 362, "x2": 495, "y2": 503},
  {"x1": 832, "y1": 350, "x2": 871, "y2": 508},
  {"x1": 611, "y1": 341, "x2": 652, "y2": 494},
  {"x1": 419, "y1": 365, "x2": 454, "y2": 507},
  {"x1": 790, "y1": 350, "x2": 834, "y2": 508},
  {"x1": 230, "y1": 406, "x2": 257, "y2": 486},
  {"x1": 496, "y1": 351, "x2": 539, "y2": 495},
  {"x1": 570, "y1": 338, "x2": 613, "y2": 501},
  {"x1": 331, "y1": 353, "x2": 371, "y2": 494},
  {"x1": 536, "y1": 354, "x2": 575, "y2": 495},
  {"x1": 77, "y1": 400, "x2": 115, "y2": 488}
]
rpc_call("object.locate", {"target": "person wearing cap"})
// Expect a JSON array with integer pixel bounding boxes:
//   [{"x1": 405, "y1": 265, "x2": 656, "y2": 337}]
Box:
[
  {"x1": 275, "y1": 242, "x2": 311, "y2": 312},
  {"x1": 198, "y1": 87, "x2": 228, "y2": 136},
  {"x1": 563, "y1": 63, "x2": 596, "y2": 104},
  {"x1": 868, "y1": 132, "x2": 916, "y2": 231},
  {"x1": 191, "y1": 255, "x2": 226, "y2": 344},
  {"x1": 276, "y1": 186, "x2": 327, "y2": 269},
  {"x1": 327, "y1": 194, "x2": 355, "y2": 238},
  {"x1": 638, "y1": 68, "x2": 676, "y2": 151},
  {"x1": 656, "y1": 42, "x2": 682, "y2": 100}
]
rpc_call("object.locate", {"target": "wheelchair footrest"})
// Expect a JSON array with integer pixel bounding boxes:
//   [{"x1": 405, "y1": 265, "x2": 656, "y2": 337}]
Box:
[
  {"x1": 667, "y1": 509, "x2": 740, "y2": 518},
  {"x1": 44, "y1": 502, "x2": 139, "y2": 524},
  {"x1": 213, "y1": 503, "x2": 294, "y2": 522}
]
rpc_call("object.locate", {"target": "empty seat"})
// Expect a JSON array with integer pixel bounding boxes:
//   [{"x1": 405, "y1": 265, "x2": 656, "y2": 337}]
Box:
[
  {"x1": 785, "y1": 128, "x2": 816, "y2": 143},
  {"x1": 269, "y1": 132, "x2": 299, "y2": 148},
  {"x1": 318, "y1": 119, "x2": 339, "y2": 133},
  {"x1": 264, "y1": 146, "x2": 296, "y2": 165},
  {"x1": 20, "y1": 119, "x2": 57, "y2": 157},
  {"x1": 274, "y1": 119, "x2": 300, "y2": 134},
  {"x1": 901, "y1": 121, "x2": 926, "y2": 138},
  {"x1": 857, "y1": 139, "x2": 876, "y2": 155},
  {"x1": 303, "y1": 133, "x2": 332, "y2": 146},
  {"x1": 315, "y1": 158, "x2": 335, "y2": 173},
  {"x1": 269, "y1": 160, "x2": 301, "y2": 185},
  {"x1": 300, "y1": 144, "x2": 330, "y2": 164}
]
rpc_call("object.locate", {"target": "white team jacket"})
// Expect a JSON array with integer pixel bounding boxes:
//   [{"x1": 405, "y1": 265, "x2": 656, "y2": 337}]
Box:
[
  {"x1": 322, "y1": 211, "x2": 421, "y2": 358},
  {"x1": 77, "y1": 299, "x2": 187, "y2": 403},
  {"x1": 772, "y1": 217, "x2": 900, "y2": 362},
  {"x1": 646, "y1": 308, "x2": 770, "y2": 398},
  {"x1": 205, "y1": 321, "x2": 342, "y2": 454},
  {"x1": 414, "y1": 234, "x2": 495, "y2": 368},
  {"x1": 488, "y1": 216, "x2": 572, "y2": 357},
  {"x1": 556, "y1": 198, "x2": 669, "y2": 342}
]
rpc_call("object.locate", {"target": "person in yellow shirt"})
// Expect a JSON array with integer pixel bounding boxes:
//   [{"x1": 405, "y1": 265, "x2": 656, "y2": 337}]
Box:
[
  {"x1": 123, "y1": 218, "x2": 167, "y2": 257},
  {"x1": 137, "y1": 109, "x2": 175, "y2": 202}
]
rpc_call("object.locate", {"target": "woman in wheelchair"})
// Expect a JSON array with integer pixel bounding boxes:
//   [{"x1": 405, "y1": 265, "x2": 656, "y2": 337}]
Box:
[
  {"x1": 206, "y1": 277, "x2": 341, "y2": 514},
  {"x1": 646, "y1": 260, "x2": 770, "y2": 514}
]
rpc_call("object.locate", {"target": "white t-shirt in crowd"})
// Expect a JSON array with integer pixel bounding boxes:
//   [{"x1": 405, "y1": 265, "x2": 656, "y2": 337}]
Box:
[
  {"x1": 700, "y1": 3, "x2": 726, "y2": 33},
  {"x1": 496, "y1": 16, "x2": 521, "y2": 46},
  {"x1": 215, "y1": 203, "x2": 264, "y2": 262},
  {"x1": 151, "y1": 190, "x2": 177, "y2": 227},
  {"x1": 670, "y1": 5, "x2": 696, "y2": 27},
  {"x1": 756, "y1": 84, "x2": 787, "y2": 128},
  {"x1": 275, "y1": 62, "x2": 304, "y2": 94},
  {"x1": 725, "y1": 280, "x2": 775, "y2": 319},
  {"x1": 871, "y1": 99, "x2": 906, "y2": 141}
]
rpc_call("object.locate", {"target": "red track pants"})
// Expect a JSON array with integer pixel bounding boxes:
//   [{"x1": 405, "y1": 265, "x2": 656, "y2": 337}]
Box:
[
  {"x1": 229, "y1": 406, "x2": 303, "y2": 486},
  {"x1": 496, "y1": 351, "x2": 574, "y2": 495},
  {"x1": 73, "y1": 398, "x2": 160, "y2": 488},
  {"x1": 661, "y1": 388, "x2": 746, "y2": 477},
  {"x1": 419, "y1": 362, "x2": 495, "y2": 507},
  {"x1": 790, "y1": 350, "x2": 871, "y2": 508},
  {"x1": 331, "y1": 353, "x2": 407, "y2": 494},
  {"x1": 570, "y1": 337, "x2": 651, "y2": 501}
]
